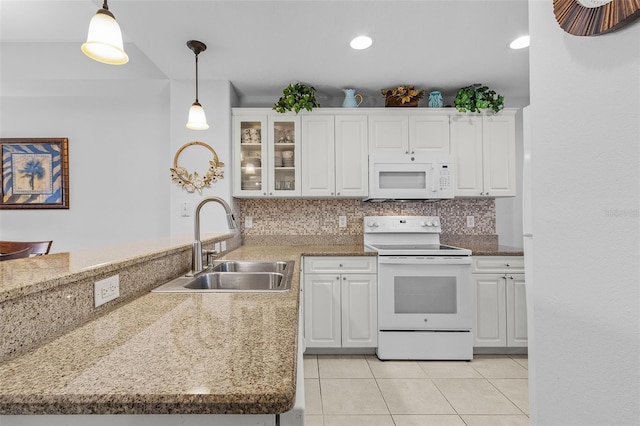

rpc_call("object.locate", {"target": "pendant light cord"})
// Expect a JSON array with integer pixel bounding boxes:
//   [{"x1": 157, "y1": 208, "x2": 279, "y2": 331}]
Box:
[{"x1": 195, "y1": 53, "x2": 199, "y2": 103}]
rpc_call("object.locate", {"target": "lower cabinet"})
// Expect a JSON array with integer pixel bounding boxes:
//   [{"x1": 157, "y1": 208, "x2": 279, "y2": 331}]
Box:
[
  {"x1": 303, "y1": 256, "x2": 377, "y2": 349},
  {"x1": 472, "y1": 256, "x2": 527, "y2": 348}
]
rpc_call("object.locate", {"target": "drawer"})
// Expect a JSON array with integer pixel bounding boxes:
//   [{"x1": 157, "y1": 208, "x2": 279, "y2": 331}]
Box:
[
  {"x1": 303, "y1": 256, "x2": 377, "y2": 274},
  {"x1": 472, "y1": 256, "x2": 524, "y2": 274}
]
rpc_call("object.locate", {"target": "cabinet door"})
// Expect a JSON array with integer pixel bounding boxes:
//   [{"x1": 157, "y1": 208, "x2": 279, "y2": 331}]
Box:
[
  {"x1": 472, "y1": 273, "x2": 507, "y2": 347},
  {"x1": 268, "y1": 116, "x2": 301, "y2": 197},
  {"x1": 368, "y1": 115, "x2": 409, "y2": 154},
  {"x1": 341, "y1": 274, "x2": 377, "y2": 348},
  {"x1": 233, "y1": 115, "x2": 269, "y2": 197},
  {"x1": 301, "y1": 116, "x2": 335, "y2": 197},
  {"x1": 335, "y1": 115, "x2": 368, "y2": 197},
  {"x1": 409, "y1": 115, "x2": 450, "y2": 153},
  {"x1": 451, "y1": 115, "x2": 484, "y2": 197},
  {"x1": 506, "y1": 274, "x2": 528, "y2": 347},
  {"x1": 304, "y1": 274, "x2": 341, "y2": 348},
  {"x1": 482, "y1": 114, "x2": 516, "y2": 197}
]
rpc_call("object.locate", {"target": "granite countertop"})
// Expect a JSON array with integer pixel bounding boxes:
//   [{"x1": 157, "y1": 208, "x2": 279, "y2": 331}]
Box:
[
  {"x1": 0, "y1": 243, "x2": 370, "y2": 415},
  {"x1": 0, "y1": 233, "x2": 234, "y2": 303}
]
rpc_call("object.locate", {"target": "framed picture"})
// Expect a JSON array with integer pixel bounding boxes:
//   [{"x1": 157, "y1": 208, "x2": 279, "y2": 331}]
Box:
[{"x1": 0, "y1": 138, "x2": 69, "y2": 209}]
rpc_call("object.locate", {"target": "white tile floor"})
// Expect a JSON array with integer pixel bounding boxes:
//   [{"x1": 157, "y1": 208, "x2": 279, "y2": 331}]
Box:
[{"x1": 304, "y1": 354, "x2": 529, "y2": 426}]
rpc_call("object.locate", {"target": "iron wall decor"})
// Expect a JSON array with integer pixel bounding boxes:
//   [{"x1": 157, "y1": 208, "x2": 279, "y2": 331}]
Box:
[
  {"x1": 0, "y1": 138, "x2": 69, "y2": 209},
  {"x1": 553, "y1": 0, "x2": 640, "y2": 36}
]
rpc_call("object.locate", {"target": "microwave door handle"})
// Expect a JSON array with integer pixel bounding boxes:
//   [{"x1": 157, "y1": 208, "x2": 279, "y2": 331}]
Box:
[{"x1": 431, "y1": 164, "x2": 437, "y2": 193}]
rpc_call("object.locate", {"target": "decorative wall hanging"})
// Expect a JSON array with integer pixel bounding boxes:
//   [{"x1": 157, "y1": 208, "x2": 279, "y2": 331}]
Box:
[
  {"x1": 553, "y1": 0, "x2": 640, "y2": 36},
  {"x1": 0, "y1": 138, "x2": 69, "y2": 210},
  {"x1": 170, "y1": 141, "x2": 224, "y2": 194}
]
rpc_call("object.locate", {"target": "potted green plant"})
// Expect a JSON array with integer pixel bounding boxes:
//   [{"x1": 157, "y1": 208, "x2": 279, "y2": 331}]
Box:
[
  {"x1": 381, "y1": 85, "x2": 426, "y2": 107},
  {"x1": 454, "y1": 84, "x2": 504, "y2": 113},
  {"x1": 272, "y1": 83, "x2": 320, "y2": 113}
]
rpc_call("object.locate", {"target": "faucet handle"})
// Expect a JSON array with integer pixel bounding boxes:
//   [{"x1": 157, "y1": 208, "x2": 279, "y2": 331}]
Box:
[{"x1": 203, "y1": 249, "x2": 218, "y2": 267}]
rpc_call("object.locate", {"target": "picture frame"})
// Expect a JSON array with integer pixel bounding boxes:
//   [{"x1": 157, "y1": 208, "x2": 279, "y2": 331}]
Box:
[{"x1": 0, "y1": 138, "x2": 69, "y2": 209}]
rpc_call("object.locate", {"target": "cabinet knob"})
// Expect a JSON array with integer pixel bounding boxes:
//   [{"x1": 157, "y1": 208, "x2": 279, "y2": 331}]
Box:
[
  {"x1": 331, "y1": 192, "x2": 334, "y2": 195},
  {"x1": 336, "y1": 276, "x2": 340, "y2": 280},
  {"x1": 339, "y1": 264, "x2": 343, "y2": 267},
  {"x1": 343, "y1": 277, "x2": 346, "y2": 280},
  {"x1": 337, "y1": 192, "x2": 340, "y2": 196},
  {"x1": 405, "y1": 151, "x2": 409, "y2": 154},
  {"x1": 505, "y1": 263, "x2": 510, "y2": 267},
  {"x1": 411, "y1": 150, "x2": 415, "y2": 154}
]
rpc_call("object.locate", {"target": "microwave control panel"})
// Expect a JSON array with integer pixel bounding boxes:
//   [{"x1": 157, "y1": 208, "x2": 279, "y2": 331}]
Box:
[{"x1": 438, "y1": 165, "x2": 452, "y2": 192}]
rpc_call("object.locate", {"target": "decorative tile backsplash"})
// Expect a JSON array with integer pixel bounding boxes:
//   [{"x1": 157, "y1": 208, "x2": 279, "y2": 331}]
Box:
[{"x1": 235, "y1": 199, "x2": 495, "y2": 242}]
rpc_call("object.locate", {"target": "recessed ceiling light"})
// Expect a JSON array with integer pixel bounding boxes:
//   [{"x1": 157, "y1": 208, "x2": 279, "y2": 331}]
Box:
[
  {"x1": 350, "y1": 36, "x2": 373, "y2": 50},
  {"x1": 509, "y1": 35, "x2": 530, "y2": 49}
]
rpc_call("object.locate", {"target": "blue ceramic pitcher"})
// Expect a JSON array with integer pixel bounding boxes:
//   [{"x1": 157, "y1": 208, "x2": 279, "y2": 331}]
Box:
[{"x1": 342, "y1": 89, "x2": 363, "y2": 108}]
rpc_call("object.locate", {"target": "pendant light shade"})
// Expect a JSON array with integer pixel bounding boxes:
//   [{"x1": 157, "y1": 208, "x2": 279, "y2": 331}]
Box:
[
  {"x1": 187, "y1": 102, "x2": 209, "y2": 130},
  {"x1": 81, "y1": 1, "x2": 128, "y2": 65},
  {"x1": 186, "y1": 40, "x2": 209, "y2": 130}
]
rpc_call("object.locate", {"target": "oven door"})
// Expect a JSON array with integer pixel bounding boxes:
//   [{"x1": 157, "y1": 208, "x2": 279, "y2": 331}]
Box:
[{"x1": 377, "y1": 256, "x2": 472, "y2": 330}]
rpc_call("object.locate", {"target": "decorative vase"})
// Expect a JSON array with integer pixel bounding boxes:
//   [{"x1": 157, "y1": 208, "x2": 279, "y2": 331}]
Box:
[{"x1": 428, "y1": 91, "x2": 443, "y2": 108}]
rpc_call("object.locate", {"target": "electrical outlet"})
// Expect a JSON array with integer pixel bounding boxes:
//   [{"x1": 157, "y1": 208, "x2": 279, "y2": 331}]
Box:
[
  {"x1": 245, "y1": 216, "x2": 253, "y2": 228},
  {"x1": 221, "y1": 240, "x2": 227, "y2": 251},
  {"x1": 94, "y1": 274, "x2": 120, "y2": 307},
  {"x1": 339, "y1": 216, "x2": 347, "y2": 228},
  {"x1": 466, "y1": 216, "x2": 475, "y2": 227}
]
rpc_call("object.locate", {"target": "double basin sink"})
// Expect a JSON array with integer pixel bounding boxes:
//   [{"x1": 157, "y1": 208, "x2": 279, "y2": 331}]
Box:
[{"x1": 152, "y1": 260, "x2": 294, "y2": 293}]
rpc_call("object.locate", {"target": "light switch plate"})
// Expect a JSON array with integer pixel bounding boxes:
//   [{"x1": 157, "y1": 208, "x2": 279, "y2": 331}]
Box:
[
  {"x1": 339, "y1": 216, "x2": 347, "y2": 228},
  {"x1": 245, "y1": 216, "x2": 253, "y2": 228},
  {"x1": 94, "y1": 275, "x2": 120, "y2": 307}
]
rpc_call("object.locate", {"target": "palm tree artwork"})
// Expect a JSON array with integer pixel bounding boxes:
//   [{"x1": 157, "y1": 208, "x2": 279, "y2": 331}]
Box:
[{"x1": 19, "y1": 159, "x2": 46, "y2": 191}]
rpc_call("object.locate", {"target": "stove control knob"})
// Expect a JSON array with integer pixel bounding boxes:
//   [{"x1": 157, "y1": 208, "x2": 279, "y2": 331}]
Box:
[
  {"x1": 433, "y1": 221, "x2": 440, "y2": 227},
  {"x1": 420, "y1": 221, "x2": 427, "y2": 226},
  {"x1": 367, "y1": 221, "x2": 378, "y2": 228},
  {"x1": 425, "y1": 221, "x2": 433, "y2": 227}
]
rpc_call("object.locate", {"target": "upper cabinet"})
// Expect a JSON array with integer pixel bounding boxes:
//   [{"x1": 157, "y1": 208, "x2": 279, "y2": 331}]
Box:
[
  {"x1": 368, "y1": 111, "x2": 450, "y2": 155},
  {"x1": 301, "y1": 115, "x2": 368, "y2": 197},
  {"x1": 233, "y1": 108, "x2": 517, "y2": 199},
  {"x1": 233, "y1": 112, "x2": 301, "y2": 197},
  {"x1": 450, "y1": 110, "x2": 516, "y2": 197}
]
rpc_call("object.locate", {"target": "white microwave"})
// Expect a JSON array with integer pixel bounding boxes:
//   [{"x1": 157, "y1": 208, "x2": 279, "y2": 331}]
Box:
[{"x1": 366, "y1": 153, "x2": 454, "y2": 201}]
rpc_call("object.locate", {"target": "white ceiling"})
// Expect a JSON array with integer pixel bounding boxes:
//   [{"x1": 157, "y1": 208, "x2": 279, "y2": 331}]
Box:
[{"x1": 0, "y1": 0, "x2": 530, "y2": 106}]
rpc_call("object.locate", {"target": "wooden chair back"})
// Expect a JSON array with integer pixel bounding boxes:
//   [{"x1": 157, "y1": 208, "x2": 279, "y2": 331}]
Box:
[
  {"x1": 0, "y1": 241, "x2": 53, "y2": 256},
  {"x1": 0, "y1": 246, "x2": 33, "y2": 261}
]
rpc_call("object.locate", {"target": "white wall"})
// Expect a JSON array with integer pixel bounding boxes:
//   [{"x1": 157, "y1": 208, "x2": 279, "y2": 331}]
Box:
[
  {"x1": 169, "y1": 80, "x2": 234, "y2": 238},
  {"x1": 0, "y1": 84, "x2": 171, "y2": 252},
  {"x1": 528, "y1": 1, "x2": 640, "y2": 424}
]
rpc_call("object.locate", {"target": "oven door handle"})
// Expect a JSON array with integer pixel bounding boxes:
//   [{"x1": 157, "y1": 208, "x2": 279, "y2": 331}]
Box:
[{"x1": 377, "y1": 256, "x2": 472, "y2": 265}]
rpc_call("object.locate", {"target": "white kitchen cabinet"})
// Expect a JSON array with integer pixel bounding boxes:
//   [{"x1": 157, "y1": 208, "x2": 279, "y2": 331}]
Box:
[
  {"x1": 233, "y1": 112, "x2": 301, "y2": 197},
  {"x1": 303, "y1": 256, "x2": 377, "y2": 349},
  {"x1": 301, "y1": 115, "x2": 368, "y2": 197},
  {"x1": 472, "y1": 256, "x2": 527, "y2": 348},
  {"x1": 368, "y1": 112, "x2": 450, "y2": 155},
  {"x1": 450, "y1": 110, "x2": 516, "y2": 197}
]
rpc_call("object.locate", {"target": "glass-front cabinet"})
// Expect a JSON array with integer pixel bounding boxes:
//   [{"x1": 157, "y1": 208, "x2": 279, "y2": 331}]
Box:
[{"x1": 233, "y1": 113, "x2": 301, "y2": 197}]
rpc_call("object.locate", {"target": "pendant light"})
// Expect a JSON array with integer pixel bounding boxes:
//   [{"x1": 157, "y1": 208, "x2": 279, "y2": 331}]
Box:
[
  {"x1": 186, "y1": 40, "x2": 209, "y2": 130},
  {"x1": 81, "y1": 0, "x2": 129, "y2": 65}
]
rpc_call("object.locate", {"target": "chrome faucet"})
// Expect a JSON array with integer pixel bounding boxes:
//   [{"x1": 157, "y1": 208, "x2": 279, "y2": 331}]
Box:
[{"x1": 190, "y1": 196, "x2": 236, "y2": 275}]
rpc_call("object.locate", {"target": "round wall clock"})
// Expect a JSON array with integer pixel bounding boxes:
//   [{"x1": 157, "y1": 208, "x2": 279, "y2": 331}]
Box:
[{"x1": 553, "y1": 0, "x2": 640, "y2": 36}]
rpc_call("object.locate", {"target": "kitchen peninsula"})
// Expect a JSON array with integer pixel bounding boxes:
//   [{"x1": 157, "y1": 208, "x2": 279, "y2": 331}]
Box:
[{"x1": 0, "y1": 235, "x2": 372, "y2": 425}]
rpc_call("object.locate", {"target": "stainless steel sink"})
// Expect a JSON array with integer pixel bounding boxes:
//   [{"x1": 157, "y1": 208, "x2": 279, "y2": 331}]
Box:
[
  {"x1": 186, "y1": 272, "x2": 287, "y2": 291},
  {"x1": 211, "y1": 260, "x2": 289, "y2": 273},
  {"x1": 152, "y1": 260, "x2": 294, "y2": 293}
]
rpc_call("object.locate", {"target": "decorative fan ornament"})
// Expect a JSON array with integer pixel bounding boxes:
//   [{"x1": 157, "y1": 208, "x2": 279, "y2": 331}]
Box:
[
  {"x1": 553, "y1": 0, "x2": 640, "y2": 36},
  {"x1": 170, "y1": 141, "x2": 224, "y2": 194}
]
